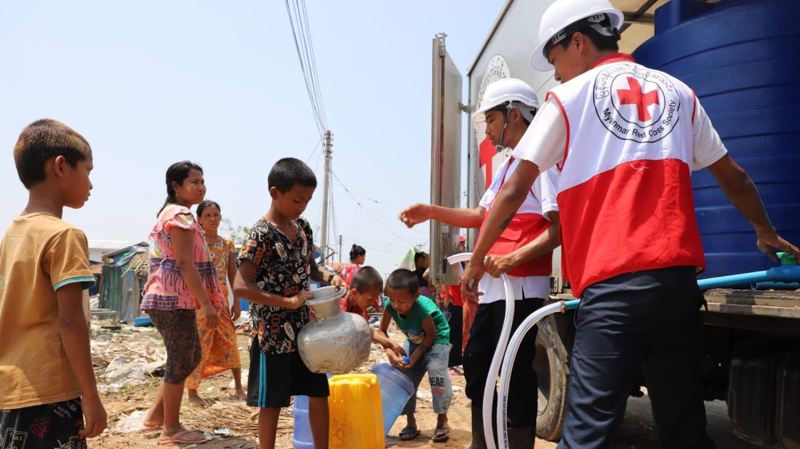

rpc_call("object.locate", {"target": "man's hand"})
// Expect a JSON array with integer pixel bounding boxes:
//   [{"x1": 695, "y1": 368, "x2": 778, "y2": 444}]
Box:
[
  {"x1": 287, "y1": 291, "x2": 314, "y2": 310},
  {"x1": 755, "y1": 226, "x2": 800, "y2": 261},
  {"x1": 485, "y1": 254, "x2": 517, "y2": 277},
  {"x1": 398, "y1": 204, "x2": 432, "y2": 228},
  {"x1": 199, "y1": 303, "x2": 220, "y2": 329},
  {"x1": 460, "y1": 258, "x2": 485, "y2": 304},
  {"x1": 79, "y1": 396, "x2": 107, "y2": 439}
]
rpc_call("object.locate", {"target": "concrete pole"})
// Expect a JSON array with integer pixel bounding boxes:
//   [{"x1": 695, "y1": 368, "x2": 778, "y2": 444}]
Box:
[{"x1": 320, "y1": 130, "x2": 332, "y2": 266}]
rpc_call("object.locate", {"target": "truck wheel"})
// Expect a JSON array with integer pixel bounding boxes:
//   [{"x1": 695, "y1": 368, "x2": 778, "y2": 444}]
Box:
[{"x1": 535, "y1": 316, "x2": 569, "y2": 441}]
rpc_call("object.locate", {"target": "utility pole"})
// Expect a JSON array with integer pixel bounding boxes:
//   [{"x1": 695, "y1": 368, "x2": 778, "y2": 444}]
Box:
[
  {"x1": 338, "y1": 235, "x2": 343, "y2": 263},
  {"x1": 320, "y1": 130, "x2": 333, "y2": 266}
]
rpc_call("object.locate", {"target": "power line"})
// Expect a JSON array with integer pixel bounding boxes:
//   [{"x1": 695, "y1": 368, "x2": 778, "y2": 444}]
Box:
[
  {"x1": 305, "y1": 137, "x2": 323, "y2": 163},
  {"x1": 283, "y1": 0, "x2": 327, "y2": 137},
  {"x1": 331, "y1": 170, "x2": 418, "y2": 247}
]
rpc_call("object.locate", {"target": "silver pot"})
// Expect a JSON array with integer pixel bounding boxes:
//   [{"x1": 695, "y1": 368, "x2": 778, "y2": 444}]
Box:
[{"x1": 297, "y1": 287, "x2": 372, "y2": 374}]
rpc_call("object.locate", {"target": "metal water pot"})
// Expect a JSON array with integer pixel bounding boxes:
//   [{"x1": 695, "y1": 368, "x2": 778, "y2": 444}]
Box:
[{"x1": 297, "y1": 286, "x2": 372, "y2": 374}]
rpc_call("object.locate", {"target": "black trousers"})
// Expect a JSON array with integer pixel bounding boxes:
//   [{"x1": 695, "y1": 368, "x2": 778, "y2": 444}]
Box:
[
  {"x1": 463, "y1": 297, "x2": 543, "y2": 428},
  {"x1": 558, "y1": 267, "x2": 716, "y2": 449},
  {"x1": 444, "y1": 303, "x2": 463, "y2": 367}
]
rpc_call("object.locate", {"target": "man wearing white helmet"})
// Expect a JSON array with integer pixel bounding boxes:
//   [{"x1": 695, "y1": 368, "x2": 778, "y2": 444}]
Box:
[
  {"x1": 399, "y1": 78, "x2": 560, "y2": 448},
  {"x1": 461, "y1": 0, "x2": 800, "y2": 448}
]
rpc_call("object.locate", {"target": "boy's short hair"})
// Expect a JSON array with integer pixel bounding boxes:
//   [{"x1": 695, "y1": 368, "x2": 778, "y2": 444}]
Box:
[
  {"x1": 386, "y1": 269, "x2": 419, "y2": 295},
  {"x1": 351, "y1": 266, "x2": 383, "y2": 293},
  {"x1": 13, "y1": 119, "x2": 91, "y2": 189},
  {"x1": 268, "y1": 157, "x2": 317, "y2": 193}
]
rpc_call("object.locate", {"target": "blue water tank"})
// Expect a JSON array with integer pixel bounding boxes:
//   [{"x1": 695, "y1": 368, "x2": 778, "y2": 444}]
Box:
[{"x1": 633, "y1": 0, "x2": 800, "y2": 278}]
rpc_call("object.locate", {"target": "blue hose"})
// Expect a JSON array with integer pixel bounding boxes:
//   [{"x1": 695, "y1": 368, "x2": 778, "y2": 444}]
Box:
[{"x1": 697, "y1": 264, "x2": 800, "y2": 290}]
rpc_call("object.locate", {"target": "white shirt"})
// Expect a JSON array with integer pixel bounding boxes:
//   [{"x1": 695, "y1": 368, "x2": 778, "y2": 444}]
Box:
[
  {"x1": 476, "y1": 157, "x2": 559, "y2": 303},
  {"x1": 511, "y1": 57, "x2": 728, "y2": 296}
]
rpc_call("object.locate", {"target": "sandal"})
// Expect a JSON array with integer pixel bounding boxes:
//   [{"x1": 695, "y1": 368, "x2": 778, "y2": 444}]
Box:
[
  {"x1": 399, "y1": 425, "x2": 420, "y2": 441},
  {"x1": 141, "y1": 424, "x2": 163, "y2": 433},
  {"x1": 158, "y1": 430, "x2": 207, "y2": 445},
  {"x1": 432, "y1": 425, "x2": 451, "y2": 442}
]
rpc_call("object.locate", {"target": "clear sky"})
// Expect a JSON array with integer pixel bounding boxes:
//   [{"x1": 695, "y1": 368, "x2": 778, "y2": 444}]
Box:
[{"x1": 0, "y1": 0, "x2": 505, "y2": 277}]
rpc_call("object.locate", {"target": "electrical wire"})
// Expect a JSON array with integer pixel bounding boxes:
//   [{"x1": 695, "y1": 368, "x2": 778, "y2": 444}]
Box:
[
  {"x1": 330, "y1": 170, "x2": 418, "y2": 247},
  {"x1": 283, "y1": 0, "x2": 327, "y2": 137}
]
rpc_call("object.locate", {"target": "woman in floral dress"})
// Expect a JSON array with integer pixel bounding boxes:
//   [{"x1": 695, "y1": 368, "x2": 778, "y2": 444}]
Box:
[{"x1": 185, "y1": 200, "x2": 245, "y2": 404}]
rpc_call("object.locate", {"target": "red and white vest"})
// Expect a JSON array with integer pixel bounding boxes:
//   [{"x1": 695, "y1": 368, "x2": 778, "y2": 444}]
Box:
[
  {"x1": 479, "y1": 157, "x2": 557, "y2": 278},
  {"x1": 548, "y1": 54, "x2": 705, "y2": 297}
]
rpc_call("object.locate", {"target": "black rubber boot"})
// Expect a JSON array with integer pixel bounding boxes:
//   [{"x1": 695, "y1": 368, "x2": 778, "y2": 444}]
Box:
[
  {"x1": 468, "y1": 405, "x2": 488, "y2": 449},
  {"x1": 506, "y1": 426, "x2": 536, "y2": 449}
]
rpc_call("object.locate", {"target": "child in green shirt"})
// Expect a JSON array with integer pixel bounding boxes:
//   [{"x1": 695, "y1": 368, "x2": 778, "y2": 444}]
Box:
[{"x1": 376, "y1": 268, "x2": 453, "y2": 443}]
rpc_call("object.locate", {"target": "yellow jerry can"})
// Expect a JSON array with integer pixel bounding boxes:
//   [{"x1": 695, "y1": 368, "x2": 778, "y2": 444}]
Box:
[{"x1": 328, "y1": 373, "x2": 385, "y2": 449}]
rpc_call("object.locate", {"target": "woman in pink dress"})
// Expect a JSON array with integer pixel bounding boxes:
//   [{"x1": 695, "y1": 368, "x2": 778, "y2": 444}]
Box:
[{"x1": 140, "y1": 161, "x2": 227, "y2": 445}]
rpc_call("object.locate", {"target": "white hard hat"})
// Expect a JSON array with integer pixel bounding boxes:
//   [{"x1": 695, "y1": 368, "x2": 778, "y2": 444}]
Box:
[
  {"x1": 472, "y1": 78, "x2": 540, "y2": 123},
  {"x1": 531, "y1": 0, "x2": 624, "y2": 72}
]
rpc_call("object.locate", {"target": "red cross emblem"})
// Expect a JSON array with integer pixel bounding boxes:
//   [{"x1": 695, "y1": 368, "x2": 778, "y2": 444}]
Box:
[
  {"x1": 617, "y1": 77, "x2": 659, "y2": 122},
  {"x1": 479, "y1": 137, "x2": 496, "y2": 189}
]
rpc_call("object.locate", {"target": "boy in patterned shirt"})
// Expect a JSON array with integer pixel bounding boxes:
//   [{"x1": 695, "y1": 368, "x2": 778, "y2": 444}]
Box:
[{"x1": 233, "y1": 157, "x2": 343, "y2": 449}]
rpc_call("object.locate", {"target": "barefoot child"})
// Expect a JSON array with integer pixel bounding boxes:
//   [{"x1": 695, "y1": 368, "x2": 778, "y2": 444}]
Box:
[
  {"x1": 140, "y1": 161, "x2": 225, "y2": 445},
  {"x1": 233, "y1": 157, "x2": 343, "y2": 449},
  {"x1": 0, "y1": 120, "x2": 107, "y2": 447},
  {"x1": 185, "y1": 200, "x2": 246, "y2": 404},
  {"x1": 377, "y1": 269, "x2": 453, "y2": 443}
]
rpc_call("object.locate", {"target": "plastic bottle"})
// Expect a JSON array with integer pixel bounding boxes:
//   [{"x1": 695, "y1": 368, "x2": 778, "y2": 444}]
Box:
[{"x1": 371, "y1": 364, "x2": 414, "y2": 435}]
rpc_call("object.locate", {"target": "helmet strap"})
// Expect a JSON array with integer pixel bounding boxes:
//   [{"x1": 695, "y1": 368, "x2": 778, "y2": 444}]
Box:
[{"x1": 495, "y1": 104, "x2": 513, "y2": 153}]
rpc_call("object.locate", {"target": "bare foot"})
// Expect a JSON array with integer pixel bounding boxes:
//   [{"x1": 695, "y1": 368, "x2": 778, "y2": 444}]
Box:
[
  {"x1": 160, "y1": 425, "x2": 206, "y2": 443},
  {"x1": 186, "y1": 389, "x2": 206, "y2": 406},
  {"x1": 234, "y1": 387, "x2": 247, "y2": 401}
]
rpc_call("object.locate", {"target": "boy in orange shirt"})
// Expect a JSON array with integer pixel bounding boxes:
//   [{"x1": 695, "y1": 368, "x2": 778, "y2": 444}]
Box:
[{"x1": 0, "y1": 120, "x2": 107, "y2": 448}]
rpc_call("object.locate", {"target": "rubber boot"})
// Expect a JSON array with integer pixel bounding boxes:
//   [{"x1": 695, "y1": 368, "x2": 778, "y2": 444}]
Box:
[
  {"x1": 468, "y1": 405, "x2": 488, "y2": 449},
  {"x1": 506, "y1": 426, "x2": 536, "y2": 449}
]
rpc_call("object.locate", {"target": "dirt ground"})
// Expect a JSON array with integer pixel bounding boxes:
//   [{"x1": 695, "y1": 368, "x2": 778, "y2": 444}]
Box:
[{"x1": 89, "y1": 318, "x2": 755, "y2": 449}]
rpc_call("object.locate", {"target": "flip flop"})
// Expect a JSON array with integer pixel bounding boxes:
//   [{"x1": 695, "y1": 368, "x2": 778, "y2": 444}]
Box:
[
  {"x1": 432, "y1": 425, "x2": 451, "y2": 442},
  {"x1": 158, "y1": 430, "x2": 207, "y2": 445},
  {"x1": 399, "y1": 425, "x2": 420, "y2": 441},
  {"x1": 141, "y1": 424, "x2": 163, "y2": 433}
]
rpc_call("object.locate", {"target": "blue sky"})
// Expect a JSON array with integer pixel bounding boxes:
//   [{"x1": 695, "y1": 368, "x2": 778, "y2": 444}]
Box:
[{"x1": 0, "y1": 0, "x2": 505, "y2": 277}]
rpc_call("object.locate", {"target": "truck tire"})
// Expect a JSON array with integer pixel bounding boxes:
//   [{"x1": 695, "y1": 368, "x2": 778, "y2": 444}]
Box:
[{"x1": 535, "y1": 316, "x2": 569, "y2": 441}]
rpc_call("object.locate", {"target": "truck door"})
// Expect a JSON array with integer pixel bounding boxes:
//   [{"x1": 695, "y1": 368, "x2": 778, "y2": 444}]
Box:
[{"x1": 429, "y1": 33, "x2": 463, "y2": 287}]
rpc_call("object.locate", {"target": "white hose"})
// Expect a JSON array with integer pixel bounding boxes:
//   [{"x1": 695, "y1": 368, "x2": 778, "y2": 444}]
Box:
[
  {"x1": 497, "y1": 302, "x2": 566, "y2": 447},
  {"x1": 447, "y1": 252, "x2": 514, "y2": 449}
]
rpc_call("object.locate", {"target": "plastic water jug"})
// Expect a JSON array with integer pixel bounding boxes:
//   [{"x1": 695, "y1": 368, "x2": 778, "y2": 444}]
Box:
[
  {"x1": 328, "y1": 374, "x2": 385, "y2": 449},
  {"x1": 292, "y1": 396, "x2": 314, "y2": 449},
  {"x1": 371, "y1": 364, "x2": 414, "y2": 435},
  {"x1": 298, "y1": 287, "x2": 372, "y2": 374}
]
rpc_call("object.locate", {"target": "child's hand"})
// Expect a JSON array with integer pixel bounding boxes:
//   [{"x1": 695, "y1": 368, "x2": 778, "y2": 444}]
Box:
[
  {"x1": 387, "y1": 349, "x2": 408, "y2": 370},
  {"x1": 287, "y1": 291, "x2": 314, "y2": 309},
  {"x1": 390, "y1": 343, "x2": 407, "y2": 357},
  {"x1": 329, "y1": 274, "x2": 345, "y2": 289},
  {"x1": 79, "y1": 395, "x2": 107, "y2": 439}
]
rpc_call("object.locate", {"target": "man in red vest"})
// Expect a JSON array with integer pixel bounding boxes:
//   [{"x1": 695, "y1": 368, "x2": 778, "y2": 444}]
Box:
[
  {"x1": 461, "y1": 1, "x2": 800, "y2": 448},
  {"x1": 400, "y1": 78, "x2": 560, "y2": 448}
]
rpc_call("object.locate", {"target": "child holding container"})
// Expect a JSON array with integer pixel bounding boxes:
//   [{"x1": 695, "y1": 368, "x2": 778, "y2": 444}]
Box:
[
  {"x1": 233, "y1": 157, "x2": 343, "y2": 449},
  {"x1": 376, "y1": 268, "x2": 453, "y2": 443}
]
